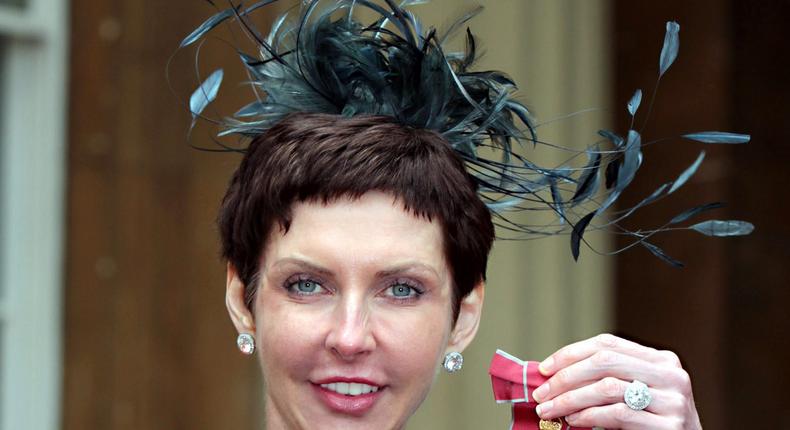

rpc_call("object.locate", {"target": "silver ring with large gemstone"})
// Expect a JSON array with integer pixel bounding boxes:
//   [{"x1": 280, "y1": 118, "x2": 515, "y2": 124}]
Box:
[{"x1": 624, "y1": 380, "x2": 652, "y2": 410}]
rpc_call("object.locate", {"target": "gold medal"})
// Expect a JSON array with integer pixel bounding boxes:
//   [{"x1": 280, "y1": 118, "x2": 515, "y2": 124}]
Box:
[{"x1": 539, "y1": 418, "x2": 563, "y2": 430}]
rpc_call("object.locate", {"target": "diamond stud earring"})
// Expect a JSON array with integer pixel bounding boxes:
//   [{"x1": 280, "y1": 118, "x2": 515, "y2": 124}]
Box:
[
  {"x1": 237, "y1": 333, "x2": 255, "y2": 355},
  {"x1": 443, "y1": 351, "x2": 463, "y2": 373}
]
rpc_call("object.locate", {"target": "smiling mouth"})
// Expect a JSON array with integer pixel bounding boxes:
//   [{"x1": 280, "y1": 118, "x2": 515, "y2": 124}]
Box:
[
  {"x1": 312, "y1": 380, "x2": 385, "y2": 416},
  {"x1": 320, "y1": 382, "x2": 380, "y2": 396}
]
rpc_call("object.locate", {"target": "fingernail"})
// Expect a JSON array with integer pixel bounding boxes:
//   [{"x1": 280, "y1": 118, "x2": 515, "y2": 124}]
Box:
[
  {"x1": 566, "y1": 413, "x2": 579, "y2": 424},
  {"x1": 532, "y1": 383, "x2": 549, "y2": 402},
  {"x1": 535, "y1": 400, "x2": 553, "y2": 417},
  {"x1": 539, "y1": 357, "x2": 554, "y2": 374}
]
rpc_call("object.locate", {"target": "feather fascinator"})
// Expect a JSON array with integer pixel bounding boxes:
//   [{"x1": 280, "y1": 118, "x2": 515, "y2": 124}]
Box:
[{"x1": 176, "y1": 0, "x2": 753, "y2": 266}]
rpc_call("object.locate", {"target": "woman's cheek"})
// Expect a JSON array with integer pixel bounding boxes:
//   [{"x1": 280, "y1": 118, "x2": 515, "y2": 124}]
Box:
[
  {"x1": 376, "y1": 301, "x2": 453, "y2": 375},
  {"x1": 257, "y1": 296, "x2": 327, "y2": 376}
]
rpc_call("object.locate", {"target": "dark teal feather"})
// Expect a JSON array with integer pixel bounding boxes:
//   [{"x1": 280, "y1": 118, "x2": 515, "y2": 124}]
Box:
[
  {"x1": 189, "y1": 68, "x2": 223, "y2": 127},
  {"x1": 641, "y1": 241, "x2": 684, "y2": 268},
  {"x1": 181, "y1": 8, "x2": 237, "y2": 48},
  {"x1": 669, "y1": 202, "x2": 725, "y2": 225},
  {"x1": 682, "y1": 131, "x2": 751, "y2": 144},
  {"x1": 627, "y1": 89, "x2": 642, "y2": 116},
  {"x1": 669, "y1": 151, "x2": 705, "y2": 194},
  {"x1": 691, "y1": 220, "x2": 754, "y2": 237},
  {"x1": 659, "y1": 21, "x2": 680, "y2": 77}
]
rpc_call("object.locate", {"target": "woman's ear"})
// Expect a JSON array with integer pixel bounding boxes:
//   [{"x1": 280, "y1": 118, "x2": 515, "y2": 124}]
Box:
[
  {"x1": 446, "y1": 280, "x2": 485, "y2": 353},
  {"x1": 226, "y1": 262, "x2": 256, "y2": 335}
]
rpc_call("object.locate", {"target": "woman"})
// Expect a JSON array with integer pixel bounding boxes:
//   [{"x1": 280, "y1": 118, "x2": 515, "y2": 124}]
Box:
[
  {"x1": 219, "y1": 113, "x2": 701, "y2": 429},
  {"x1": 180, "y1": 1, "x2": 749, "y2": 428}
]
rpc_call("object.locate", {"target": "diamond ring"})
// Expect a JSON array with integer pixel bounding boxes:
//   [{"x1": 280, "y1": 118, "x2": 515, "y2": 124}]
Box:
[{"x1": 623, "y1": 380, "x2": 652, "y2": 410}]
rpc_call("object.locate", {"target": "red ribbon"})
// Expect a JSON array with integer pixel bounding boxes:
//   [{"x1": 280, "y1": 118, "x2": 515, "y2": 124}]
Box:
[{"x1": 489, "y1": 350, "x2": 593, "y2": 430}]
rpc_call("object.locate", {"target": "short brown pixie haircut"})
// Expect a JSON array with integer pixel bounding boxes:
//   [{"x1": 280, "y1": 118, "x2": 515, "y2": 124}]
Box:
[{"x1": 218, "y1": 112, "x2": 494, "y2": 320}]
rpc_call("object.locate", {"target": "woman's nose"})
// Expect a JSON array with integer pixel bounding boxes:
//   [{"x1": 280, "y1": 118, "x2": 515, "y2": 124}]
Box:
[{"x1": 324, "y1": 295, "x2": 376, "y2": 360}]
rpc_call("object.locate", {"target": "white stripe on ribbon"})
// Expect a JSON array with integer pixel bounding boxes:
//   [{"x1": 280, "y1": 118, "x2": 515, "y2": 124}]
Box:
[{"x1": 495, "y1": 349, "x2": 529, "y2": 403}]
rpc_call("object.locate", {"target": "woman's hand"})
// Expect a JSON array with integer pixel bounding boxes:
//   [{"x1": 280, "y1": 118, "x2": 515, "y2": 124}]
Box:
[{"x1": 531, "y1": 333, "x2": 702, "y2": 429}]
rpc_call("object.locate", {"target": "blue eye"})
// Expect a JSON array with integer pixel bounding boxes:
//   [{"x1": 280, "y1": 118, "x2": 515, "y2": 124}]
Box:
[
  {"x1": 288, "y1": 279, "x2": 324, "y2": 295},
  {"x1": 387, "y1": 283, "x2": 421, "y2": 299}
]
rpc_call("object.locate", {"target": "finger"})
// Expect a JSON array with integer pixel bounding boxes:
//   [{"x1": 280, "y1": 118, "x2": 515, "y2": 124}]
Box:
[
  {"x1": 564, "y1": 403, "x2": 677, "y2": 430},
  {"x1": 535, "y1": 377, "x2": 689, "y2": 420},
  {"x1": 533, "y1": 350, "x2": 690, "y2": 402},
  {"x1": 539, "y1": 333, "x2": 681, "y2": 376}
]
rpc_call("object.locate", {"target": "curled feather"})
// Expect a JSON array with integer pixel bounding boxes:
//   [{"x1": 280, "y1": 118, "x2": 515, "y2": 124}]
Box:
[
  {"x1": 181, "y1": 8, "x2": 238, "y2": 48},
  {"x1": 641, "y1": 241, "x2": 684, "y2": 268},
  {"x1": 189, "y1": 68, "x2": 223, "y2": 126},
  {"x1": 669, "y1": 202, "x2": 725, "y2": 225},
  {"x1": 598, "y1": 129, "x2": 624, "y2": 148},
  {"x1": 571, "y1": 211, "x2": 596, "y2": 261},
  {"x1": 627, "y1": 89, "x2": 642, "y2": 116},
  {"x1": 659, "y1": 21, "x2": 680, "y2": 77},
  {"x1": 570, "y1": 149, "x2": 601, "y2": 205},
  {"x1": 690, "y1": 220, "x2": 754, "y2": 237},
  {"x1": 669, "y1": 151, "x2": 705, "y2": 194},
  {"x1": 682, "y1": 131, "x2": 751, "y2": 144}
]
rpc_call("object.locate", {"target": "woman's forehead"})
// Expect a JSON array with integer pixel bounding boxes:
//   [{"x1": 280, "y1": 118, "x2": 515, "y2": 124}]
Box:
[{"x1": 263, "y1": 192, "x2": 448, "y2": 274}]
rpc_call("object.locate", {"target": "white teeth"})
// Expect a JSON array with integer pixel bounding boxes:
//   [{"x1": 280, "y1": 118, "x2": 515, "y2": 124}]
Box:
[{"x1": 320, "y1": 382, "x2": 380, "y2": 396}]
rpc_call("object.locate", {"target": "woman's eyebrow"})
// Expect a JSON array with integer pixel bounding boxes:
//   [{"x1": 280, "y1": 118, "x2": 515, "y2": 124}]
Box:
[
  {"x1": 270, "y1": 257, "x2": 335, "y2": 277},
  {"x1": 376, "y1": 263, "x2": 440, "y2": 279}
]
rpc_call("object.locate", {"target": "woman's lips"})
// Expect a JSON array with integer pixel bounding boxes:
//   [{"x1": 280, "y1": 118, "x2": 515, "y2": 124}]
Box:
[{"x1": 311, "y1": 381, "x2": 385, "y2": 416}]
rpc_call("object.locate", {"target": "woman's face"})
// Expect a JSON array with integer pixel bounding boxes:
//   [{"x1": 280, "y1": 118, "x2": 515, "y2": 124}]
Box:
[{"x1": 227, "y1": 191, "x2": 482, "y2": 430}]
